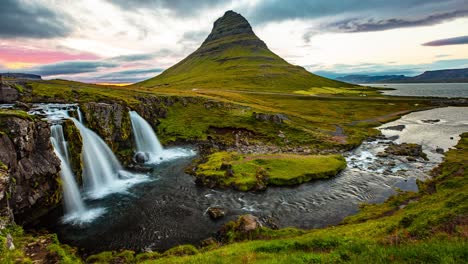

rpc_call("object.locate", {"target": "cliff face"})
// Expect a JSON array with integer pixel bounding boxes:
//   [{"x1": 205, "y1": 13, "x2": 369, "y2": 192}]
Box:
[
  {"x1": 81, "y1": 102, "x2": 133, "y2": 153},
  {"x1": 0, "y1": 116, "x2": 62, "y2": 223}
]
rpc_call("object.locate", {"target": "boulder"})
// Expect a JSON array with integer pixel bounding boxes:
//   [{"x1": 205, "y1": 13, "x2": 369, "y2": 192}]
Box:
[
  {"x1": 253, "y1": 112, "x2": 288, "y2": 124},
  {"x1": 385, "y1": 143, "x2": 428, "y2": 160},
  {"x1": 207, "y1": 207, "x2": 226, "y2": 220},
  {"x1": 238, "y1": 214, "x2": 262, "y2": 232},
  {"x1": 135, "y1": 152, "x2": 149, "y2": 164}
]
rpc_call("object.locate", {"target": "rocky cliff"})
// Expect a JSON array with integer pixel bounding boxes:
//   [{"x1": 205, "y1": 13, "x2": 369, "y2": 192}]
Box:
[{"x1": 0, "y1": 114, "x2": 62, "y2": 224}]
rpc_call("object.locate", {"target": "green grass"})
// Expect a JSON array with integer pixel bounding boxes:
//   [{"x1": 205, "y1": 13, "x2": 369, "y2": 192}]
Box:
[
  {"x1": 13, "y1": 84, "x2": 24, "y2": 93},
  {"x1": 194, "y1": 152, "x2": 346, "y2": 191},
  {"x1": 29, "y1": 79, "x2": 142, "y2": 105},
  {"x1": 0, "y1": 223, "x2": 81, "y2": 263},
  {"x1": 0, "y1": 109, "x2": 32, "y2": 120}
]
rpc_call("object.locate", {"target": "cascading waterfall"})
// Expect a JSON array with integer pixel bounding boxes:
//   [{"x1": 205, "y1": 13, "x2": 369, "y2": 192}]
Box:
[
  {"x1": 50, "y1": 124, "x2": 86, "y2": 216},
  {"x1": 77, "y1": 106, "x2": 83, "y2": 123},
  {"x1": 50, "y1": 123, "x2": 105, "y2": 224},
  {"x1": 72, "y1": 118, "x2": 126, "y2": 198},
  {"x1": 129, "y1": 111, "x2": 195, "y2": 163},
  {"x1": 129, "y1": 111, "x2": 164, "y2": 157}
]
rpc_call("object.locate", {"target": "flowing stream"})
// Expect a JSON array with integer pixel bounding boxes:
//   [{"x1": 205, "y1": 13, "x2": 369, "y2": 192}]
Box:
[{"x1": 34, "y1": 106, "x2": 468, "y2": 253}]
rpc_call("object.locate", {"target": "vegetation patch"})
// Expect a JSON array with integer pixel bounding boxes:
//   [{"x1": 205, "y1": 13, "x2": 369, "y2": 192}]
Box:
[
  {"x1": 193, "y1": 152, "x2": 346, "y2": 191},
  {"x1": 0, "y1": 109, "x2": 33, "y2": 120}
]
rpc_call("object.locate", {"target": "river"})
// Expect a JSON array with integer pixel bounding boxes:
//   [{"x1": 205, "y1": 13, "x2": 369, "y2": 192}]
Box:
[{"x1": 34, "y1": 106, "x2": 466, "y2": 253}]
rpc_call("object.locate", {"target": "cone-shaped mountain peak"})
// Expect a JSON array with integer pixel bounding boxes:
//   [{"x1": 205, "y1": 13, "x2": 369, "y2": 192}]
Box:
[
  {"x1": 138, "y1": 11, "x2": 353, "y2": 92},
  {"x1": 202, "y1": 10, "x2": 266, "y2": 49}
]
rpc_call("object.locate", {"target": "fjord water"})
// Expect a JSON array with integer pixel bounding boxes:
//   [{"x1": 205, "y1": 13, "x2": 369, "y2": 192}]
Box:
[
  {"x1": 53, "y1": 106, "x2": 468, "y2": 253},
  {"x1": 367, "y1": 83, "x2": 468, "y2": 98}
]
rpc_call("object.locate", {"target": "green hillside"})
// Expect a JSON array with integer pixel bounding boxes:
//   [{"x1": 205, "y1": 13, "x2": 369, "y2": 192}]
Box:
[{"x1": 136, "y1": 11, "x2": 354, "y2": 92}]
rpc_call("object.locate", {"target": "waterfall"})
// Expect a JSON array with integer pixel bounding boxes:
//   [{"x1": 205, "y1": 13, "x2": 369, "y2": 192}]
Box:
[
  {"x1": 77, "y1": 106, "x2": 83, "y2": 123},
  {"x1": 71, "y1": 119, "x2": 125, "y2": 198},
  {"x1": 129, "y1": 111, "x2": 195, "y2": 163},
  {"x1": 50, "y1": 124, "x2": 88, "y2": 221},
  {"x1": 129, "y1": 111, "x2": 164, "y2": 159}
]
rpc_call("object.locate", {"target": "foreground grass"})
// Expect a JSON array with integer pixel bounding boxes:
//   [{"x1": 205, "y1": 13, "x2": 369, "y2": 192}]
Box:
[
  {"x1": 194, "y1": 152, "x2": 346, "y2": 191},
  {"x1": 0, "y1": 223, "x2": 81, "y2": 264}
]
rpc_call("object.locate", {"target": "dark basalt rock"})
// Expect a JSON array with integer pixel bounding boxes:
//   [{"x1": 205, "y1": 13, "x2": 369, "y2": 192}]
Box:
[
  {"x1": 421, "y1": 119, "x2": 440, "y2": 124},
  {"x1": 202, "y1": 10, "x2": 267, "y2": 49},
  {"x1": 207, "y1": 207, "x2": 226, "y2": 220},
  {"x1": 381, "y1": 124, "x2": 406, "y2": 131},
  {"x1": 385, "y1": 143, "x2": 428, "y2": 160},
  {"x1": 135, "y1": 152, "x2": 149, "y2": 164},
  {"x1": 0, "y1": 116, "x2": 61, "y2": 223}
]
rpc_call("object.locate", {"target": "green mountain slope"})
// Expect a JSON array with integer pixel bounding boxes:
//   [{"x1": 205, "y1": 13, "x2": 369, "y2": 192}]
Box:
[{"x1": 137, "y1": 11, "x2": 354, "y2": 92}]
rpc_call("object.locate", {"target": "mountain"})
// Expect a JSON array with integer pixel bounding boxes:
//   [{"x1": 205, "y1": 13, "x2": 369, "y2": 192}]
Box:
[
  {"x1": 409, "y1": 68, "x2": 468, "y2": 82},
  {"x1": 137, "y1": 11, "x2": 353, "y2": 92},
  {"x1": 336, "y1": 75, "x2": 409, "y2": 84},
  {"x1": 336, "y1": 68, "x2": 468, "y2": 83},
  {"x1": 0, "y1": 73, "x2": 42, "y2": 80}
]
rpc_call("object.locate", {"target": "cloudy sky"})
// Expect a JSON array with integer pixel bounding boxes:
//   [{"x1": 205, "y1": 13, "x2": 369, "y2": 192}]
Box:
[{"x1": 1, "y1": 0, "x2": 468, "y2": 84}]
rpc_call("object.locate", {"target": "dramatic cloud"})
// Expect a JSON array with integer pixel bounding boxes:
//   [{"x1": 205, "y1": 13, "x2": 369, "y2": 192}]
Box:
[
  {"x1": 1, "y1": 0, "x2": 468, "y2": 83},
  {"x1": 180, "y1": 30, "x2": 210, "y2": 43},
  {"x1": 26, "y1": 61, "x2": 118, "y2": 76},
  {"x1": 247, "y1": 0, "x2": 467, "y2": 23},
  {"x1": 0, "y1": 0, "x2": 72, "y2": 38},
  {"x1": 90, "y1": 68, "x2": 165, "y2": 83},
  {"x1": 107, "y1": 0, "x2": 227, "y2": 16},
  {"x1": 423, "y1": 35, "x2": 468, "y2": 46},
  {"x1": 110, "y1": 53, "x2": 156, "y2": 62},
  {"x1": 323, "y1": 10, "x2": 468, "y2": 34}
]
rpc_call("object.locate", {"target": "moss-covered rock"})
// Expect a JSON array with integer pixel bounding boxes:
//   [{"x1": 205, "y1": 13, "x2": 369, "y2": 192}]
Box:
[
  {"x1": 192, "y1": 152, "x2": 346, "y2": 191},
  {"x1": 62, "y1": 119, "x2": 83, "y2": 184}
]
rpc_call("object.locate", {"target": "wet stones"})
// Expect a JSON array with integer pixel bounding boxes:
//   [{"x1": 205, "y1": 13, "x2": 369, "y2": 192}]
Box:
[
  {"x1": 421, "y1": 119, "x2": 440, "y2": 124},
  {"x1": 207, "y1": 207, "x2": 226, "y2": 220},
  {"x1": 134, "y1": 152, "x2": 149, "y2": 164},
  {"x1": 237, "y1": 214, "x2": 262, "y2": 232},
  {"x1": 384, "y1": 143, "x2": 428, "y2": 160},
  {"x1": 381, "y1": 125, "x2": 406, "y2": 131}
]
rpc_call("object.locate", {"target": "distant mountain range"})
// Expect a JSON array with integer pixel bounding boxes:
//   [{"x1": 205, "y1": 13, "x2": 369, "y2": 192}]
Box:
[
  {"x1": 336, "y1": 68, "x2": 468, "y2": 84},
  {"x1": 0, "y1": 73, "x2": 42, "y2": 80}
]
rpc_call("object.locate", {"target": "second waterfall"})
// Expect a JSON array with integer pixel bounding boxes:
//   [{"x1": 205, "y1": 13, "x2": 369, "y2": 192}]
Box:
[{"x1": 129, "y1": 111, "x2": 195, "y2": 164}]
